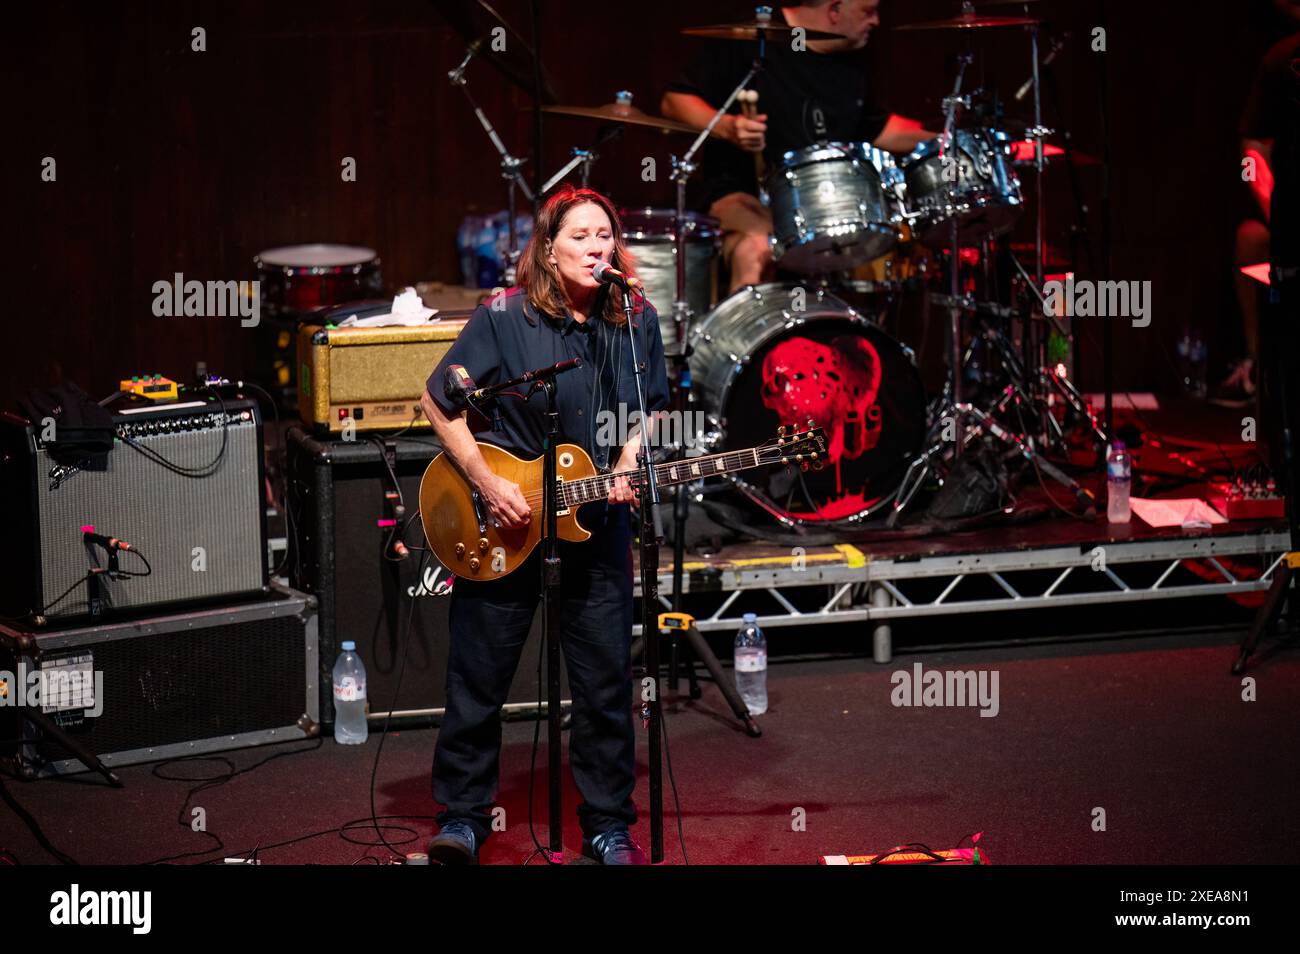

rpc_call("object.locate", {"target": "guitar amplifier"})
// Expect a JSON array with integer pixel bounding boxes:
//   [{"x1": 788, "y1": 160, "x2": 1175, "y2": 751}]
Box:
[
  {"x1": 0, "y1": 397, "x2": 267, "y2": 625},
  {"x1": 0, "y1": 585, "x2": 318, "y2": 777},
  {"x1": 297, "y1": 316, "x2": 469, "y2": 434},
  {"x1": 285, "y1": 427, "x2": 565, "y2": 727}
]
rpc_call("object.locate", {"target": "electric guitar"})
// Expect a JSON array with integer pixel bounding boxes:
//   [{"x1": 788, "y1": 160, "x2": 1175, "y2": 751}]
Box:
[{"x1": 419, "y1": 424, "x2": 827, "y2": 580}]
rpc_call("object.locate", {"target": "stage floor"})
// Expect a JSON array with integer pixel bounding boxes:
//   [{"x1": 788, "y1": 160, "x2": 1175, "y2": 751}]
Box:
[{"x1": 3, "y1": 624, "x2": 1294, "y2": 865}]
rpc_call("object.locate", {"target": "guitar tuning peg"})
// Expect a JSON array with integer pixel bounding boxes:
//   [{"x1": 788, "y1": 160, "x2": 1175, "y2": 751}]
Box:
[
  {"x1": 781, "y1": 456, "x2": 789, "y2": 465},
  {"x1": 777, "y1": 425, "x2": 787, "y2": 437},
  {"x1": 810, "y1": 451, "x2": 818, "y2": 460},
  {"x1": 806, "y1": 418, "x2": 814, "y2": 429}
]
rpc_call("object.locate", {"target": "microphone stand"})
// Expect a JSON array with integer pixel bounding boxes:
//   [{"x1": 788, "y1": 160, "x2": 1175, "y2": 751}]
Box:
[
  {"x1": 619, "y1": 286, "x2": 666, "y2": 864},
  {"x1": 458, "y1": 359, "x2": 579, "y2": 861}
]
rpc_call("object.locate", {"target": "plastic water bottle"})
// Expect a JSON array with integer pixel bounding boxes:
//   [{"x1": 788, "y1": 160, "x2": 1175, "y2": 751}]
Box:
[
  {"x1": 1107, "y1": 441, "x2": 1131, "y2": 524},
  {"x1": 456, "y1": 215, "x2": 480, "y2": 287},
  {"x1": 475, "y1": 218, "x2": 501, "y2": 288},
  {"x1": 734, "y1": 613, "x2": 768, "y2": 715},
  {"x1": 332, "y1": 640, "x2": 368, "y2": 744},
  {"x1": 1176, "y1": 330, "x2": 1208, "y2": 398}
]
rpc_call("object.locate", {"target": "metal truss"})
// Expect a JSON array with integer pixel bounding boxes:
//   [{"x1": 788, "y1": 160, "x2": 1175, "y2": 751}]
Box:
[{"x1": 634, "y1": 530, "x2": 1292, "y2": 661}]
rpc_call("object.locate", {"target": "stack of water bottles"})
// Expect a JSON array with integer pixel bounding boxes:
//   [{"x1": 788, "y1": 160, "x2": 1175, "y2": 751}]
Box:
[
  {"x1": 734, "y1": 613, "x2": 768, "y2": 715},
  {"x1": 456, "y1": 211, "x2": 534, "y2": 288}
]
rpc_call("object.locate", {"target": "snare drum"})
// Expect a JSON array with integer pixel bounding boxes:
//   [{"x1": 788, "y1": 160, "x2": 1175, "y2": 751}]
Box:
[
  {"x1": 619, "y1": 208, "x2": 719, "y2": 353},
  {"x1": 766, "y1": 142, "x2": 904, "y2": 275},
  {"x1": 899, "y1": 129, "x2": 1022, "y2": 246},
  {"x1": 255, "y1": 244, "x2": 384, "y2": 318}
]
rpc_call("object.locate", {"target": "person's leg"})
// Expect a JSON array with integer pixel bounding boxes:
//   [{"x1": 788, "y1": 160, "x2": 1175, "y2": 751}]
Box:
[
  {"x1": 557, "y1": 503, "x2": 638, "y2": 840},
  {"x1": 431, "y1": 559, "x2": 540, "y2": 845},
  {"x1": 710, "y1": 192, "x2": 776, "y2": 294},
  {"x1": 1234, "y1": 218, "x2": 1270, "y2": 360},
  {"x1": 1215, "y1": 219, "x2": 1270, "y2": 406}
]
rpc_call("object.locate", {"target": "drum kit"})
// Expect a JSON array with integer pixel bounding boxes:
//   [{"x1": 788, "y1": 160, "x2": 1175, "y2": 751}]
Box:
[{"x1": 430, "y1": 0, "x2": 1106, "y2": 531}]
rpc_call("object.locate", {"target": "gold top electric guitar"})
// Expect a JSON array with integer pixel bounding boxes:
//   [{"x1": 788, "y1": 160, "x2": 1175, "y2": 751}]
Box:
[{"x1": 419, "y1": 424, "x2": 827, "y2": 580}]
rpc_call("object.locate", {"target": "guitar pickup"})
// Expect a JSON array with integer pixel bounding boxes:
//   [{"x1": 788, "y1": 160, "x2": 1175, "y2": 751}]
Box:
[
  {"x1": 470, "y1": 489, "x2": 488, "y2": 535},
  {"x1": 554, "y1": 477, "x2": 570, "y2": 517}
]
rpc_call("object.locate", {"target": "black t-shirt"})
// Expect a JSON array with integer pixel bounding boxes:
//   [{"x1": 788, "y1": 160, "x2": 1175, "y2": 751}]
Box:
[
  {"x1": 668, "y1": 24, "x2": 890, "y2": 210},
  {"x1": 1240, "y1": 32, "x2": 1300, "y2": 268},
  {"x1": 425, "y1": 287, "x2": 670, "y2": 472}
]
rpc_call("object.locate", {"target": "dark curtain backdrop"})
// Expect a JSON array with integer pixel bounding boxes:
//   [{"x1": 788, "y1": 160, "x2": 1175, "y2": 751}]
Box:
[{"x1": 4, "y1": 0, "x2": 1292, "y2": 409}]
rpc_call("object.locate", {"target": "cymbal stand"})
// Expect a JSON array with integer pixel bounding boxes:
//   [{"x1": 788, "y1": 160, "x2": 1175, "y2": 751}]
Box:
[
  {"x1": 655, "y1": 1, "x2": 774, "y2": 738},
  {"x1": 448, "y1": 42, "x2": 534, "y2": 285},
  {"x1": 1006, "y1": 251, "x2": 1109, "y2": 453}
]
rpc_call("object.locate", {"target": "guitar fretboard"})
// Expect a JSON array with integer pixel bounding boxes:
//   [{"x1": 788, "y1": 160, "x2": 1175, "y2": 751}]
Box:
[{"x1": 557, "y1": 441, "x2": 811, "y2": 508}]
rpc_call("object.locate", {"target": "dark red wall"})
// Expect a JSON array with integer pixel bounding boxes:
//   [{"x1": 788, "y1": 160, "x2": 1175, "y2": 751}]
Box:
[{"x1": 5, "y1": 0, "x2": 1292, "y2": 408}]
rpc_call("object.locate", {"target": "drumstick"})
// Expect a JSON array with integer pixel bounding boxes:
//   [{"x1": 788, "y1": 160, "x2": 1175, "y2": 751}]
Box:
[{"x1": 739, "y1": 90, "x2": 767, "y2": 185}]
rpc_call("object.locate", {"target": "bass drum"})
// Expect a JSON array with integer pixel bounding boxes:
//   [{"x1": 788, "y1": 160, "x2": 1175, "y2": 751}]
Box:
[{"x1": 690, "y1": 283, "x2": 927, "y2": 524}]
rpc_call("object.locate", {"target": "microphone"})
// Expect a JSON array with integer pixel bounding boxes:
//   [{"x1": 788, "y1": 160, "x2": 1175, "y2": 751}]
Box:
[
  {"x1": 592, "y1": 261, "x2": 644, "y2": 296},
  {"x1": 81, "y1": 525, "x2": 131, "y2": 551},
  {"x1": 443, "y1": 364, "x2": 478, "y2": 410},
  {"x1": 523, "y1": 358, "x2": 582, "y2": 384},
  {"x1": 1015, "y1": 33, "x2": 1069, "y2": 102}
]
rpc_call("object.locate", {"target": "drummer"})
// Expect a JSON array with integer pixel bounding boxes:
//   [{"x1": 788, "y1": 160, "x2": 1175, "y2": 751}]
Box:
[{"x1": 662, "y1": 0, "x2": 935, "y2": 293}]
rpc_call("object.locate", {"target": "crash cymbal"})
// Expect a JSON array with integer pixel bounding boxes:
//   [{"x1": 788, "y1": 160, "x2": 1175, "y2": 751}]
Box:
[
  {"x1": 683, "y1": 20, "x2": 845, "y2": 42},
  {"x1": 895, "y1": 12, "x2": 1039, "y2": 30},
  {"x1": 543, "y1": 94, "x2": 698, "y2": 136},
  {"x1": 432, "y1": 0, "x2": 560, "y2": 103}
]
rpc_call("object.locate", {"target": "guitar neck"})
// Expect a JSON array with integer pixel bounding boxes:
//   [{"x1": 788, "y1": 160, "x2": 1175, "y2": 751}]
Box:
[{"x1": 558, "y1": 444, "x2": 793, "y2": 509}]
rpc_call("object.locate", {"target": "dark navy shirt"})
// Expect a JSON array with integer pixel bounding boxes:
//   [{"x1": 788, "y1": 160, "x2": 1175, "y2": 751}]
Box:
[{"x1": 425, "y1": 286, "x2": 670, "y2": 471}]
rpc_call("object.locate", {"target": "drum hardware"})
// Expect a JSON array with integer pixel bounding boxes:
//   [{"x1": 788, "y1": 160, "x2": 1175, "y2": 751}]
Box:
[
  {"x1": 432, "y1": 0, "x2": 559, "y2": 103},
  {"x1": 446, "y1": 41, "x2": 535, "y2": 286},
  {"x1": 887, "y1": 397, "x2": 1094, "y2": 527},
  {"x1": 543, "y1": 147, "x2": 596, "y2": 193},
  {"x1": 541, "y1": 90, "x2": 701, "y2": 196}
]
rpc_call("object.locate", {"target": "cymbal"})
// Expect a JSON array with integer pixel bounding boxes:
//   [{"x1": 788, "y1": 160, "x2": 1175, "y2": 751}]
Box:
[
  {"x1": 542, "y1": 98, "x2": 699, "y2": 136},
  {"x1": 683, "y1": 20, "x2": 845, "y2": 42},
  {"x1": 895, "y1": 12, "x2": 1039, "y2": 30},
  {"x1": 432, "y1": 0, "x2": 560, "y2": 104}
]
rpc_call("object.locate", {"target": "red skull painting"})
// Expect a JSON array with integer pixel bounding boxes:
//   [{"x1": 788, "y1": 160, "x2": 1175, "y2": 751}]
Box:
[{"x1": 760, "y1": 334, "x2": 884, "y2": 466}]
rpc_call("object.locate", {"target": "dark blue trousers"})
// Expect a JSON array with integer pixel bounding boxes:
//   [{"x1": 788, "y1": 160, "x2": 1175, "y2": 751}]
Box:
[{"x1": 432, "y1": 502, "x2": 637, "y2": 844}]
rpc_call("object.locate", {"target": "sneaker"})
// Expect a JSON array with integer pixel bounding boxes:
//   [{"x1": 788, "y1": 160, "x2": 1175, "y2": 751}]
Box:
[
  {"x1": 582, "y1": 828, "x2": 648, "y2": 865},
  {"x1": 1210, "y1": 357, "x2": 1256, "y2": 408},
  {"x1": 428, "y1": 820, "x2": 479, "y2": 865}
]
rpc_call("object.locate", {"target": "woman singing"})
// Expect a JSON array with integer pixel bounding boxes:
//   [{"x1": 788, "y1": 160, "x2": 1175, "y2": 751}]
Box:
[{"x1": 419, "y1": 185, "x2": 669, "y2": 865}]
